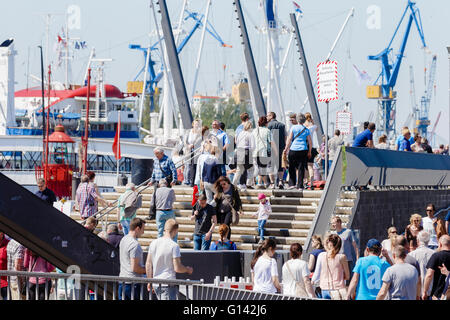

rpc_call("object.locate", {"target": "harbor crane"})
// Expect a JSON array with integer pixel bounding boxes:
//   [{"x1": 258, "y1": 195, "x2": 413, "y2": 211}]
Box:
[
  {"x1": 416, "y1": 54, "x2": 437, "y2": 138},
  {"x1": 366, "y1": 0, "x2": 427, "y2": 139}
]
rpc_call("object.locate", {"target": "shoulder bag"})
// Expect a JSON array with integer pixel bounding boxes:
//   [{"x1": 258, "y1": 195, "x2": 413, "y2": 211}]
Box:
[
  {"x1": 325, "y1": 254, "x2": 347, "y2": 300},
  {"x1": 148, "y1": 185, "x2": 158, "y2": 220},
  {"x1": 286, "y1": 260, "x2": 308, "y2": 297}
]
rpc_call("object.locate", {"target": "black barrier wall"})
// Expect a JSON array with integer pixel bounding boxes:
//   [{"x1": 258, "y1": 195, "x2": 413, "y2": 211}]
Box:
[
  {"x1": 0, "y1": 173, "x2": 120, "y2": 276},
  {"x1": 351, "y1": 188, "x2": 450, "y2": 256}
]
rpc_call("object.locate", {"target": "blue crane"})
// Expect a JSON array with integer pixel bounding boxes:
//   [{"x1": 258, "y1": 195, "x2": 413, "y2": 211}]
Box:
[
  {"x1": 367, "y1": 0, "x2": 426, "y2": 138},
  {"x1": 416, "y1": 55, "x2": 436, "y2": 138},
  {"x1": 129, "y1": 9, "x2": 230, "y2": 112}
]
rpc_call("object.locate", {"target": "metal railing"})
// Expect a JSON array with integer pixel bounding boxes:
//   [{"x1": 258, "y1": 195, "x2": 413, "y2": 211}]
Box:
[
  {"x1": 0, "y1": 270, "x2": 203, "y2": 301},
  {"x1": 0, "y1": 270, "x2": 315, "y2": 300},
  {"x1": 81, "y1": 145, "x2": 204, "y2": 225}
]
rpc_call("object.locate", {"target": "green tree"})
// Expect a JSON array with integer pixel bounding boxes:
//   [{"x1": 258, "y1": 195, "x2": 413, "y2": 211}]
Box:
[{"x1": 198, "y1": 99, "x2": 252, "y2": 130}]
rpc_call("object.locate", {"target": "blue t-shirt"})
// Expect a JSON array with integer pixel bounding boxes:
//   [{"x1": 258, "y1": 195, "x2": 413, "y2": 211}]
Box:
[
  {"x1": 445, "y1": 211, "x2": 450, "y2": 222},
  {"x1": 235, "y1": 124, "x2": 244, "y2": 140},
  {"x1": 210, "y1": 240, "x2": 237, "y2": 250},
  {"x1": 289, "y1": 125, "x2": 310, "y2": 151},
  {"x1": 352, "y1": 129, "x2": 373, "y2": 147},
  {"x1": 353, "y1": 255, "x2": 390, "y2": 300},
  {"x1": 396, "y1": 135, "x2": 415, "y2": 149},
  {"x1": 399, "y1": 138, "x2": 412, "y2": 151}
]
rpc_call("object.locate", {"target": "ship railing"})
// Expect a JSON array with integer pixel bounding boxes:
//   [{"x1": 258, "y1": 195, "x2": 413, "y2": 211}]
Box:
[{"x1": 83, "y1": 145, "x2": 204, "y2": 226}]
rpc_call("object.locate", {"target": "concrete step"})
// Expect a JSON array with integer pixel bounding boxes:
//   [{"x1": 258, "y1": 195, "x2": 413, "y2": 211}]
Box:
[
  {"x1": 339, "y1": 191, "x2": 358, "y2": 199},
  {"x1": 334, "y1": 206, "x2": 353, "y2": 215},
  {"x1": 102, "y1": 192, "x2": 321, "y2": 206},
  {"x1": 335, "y1": 199, "x2": 355, "y2": 207}
]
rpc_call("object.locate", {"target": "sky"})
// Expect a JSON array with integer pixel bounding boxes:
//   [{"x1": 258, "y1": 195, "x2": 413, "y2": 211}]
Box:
[{"x1": 1, "y1": 0, "x2": 449, "y2": 146}]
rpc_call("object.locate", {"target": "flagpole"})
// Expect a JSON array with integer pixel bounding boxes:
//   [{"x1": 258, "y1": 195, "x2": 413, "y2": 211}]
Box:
[{"x1": 116, "y1": 110, "x2": 120, "y2": 185}]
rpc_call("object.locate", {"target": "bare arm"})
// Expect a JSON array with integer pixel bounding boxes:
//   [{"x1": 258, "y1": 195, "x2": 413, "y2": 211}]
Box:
[
  {"x1": 131, "y1": 258, "x2": 146, "y2": 275},
  {"x1": 346, "y1": 272, "x2": 360, "y2": 300},
  {"x1": 284, "y1": 132, "x2": 293, "y2": 154},
  {"x1": 272, "y1": 276, "x2": 282, "y2": 293},
  {"x1": 145, "y1": 253, "x2": 153, "y2": 279},
  {"x1": 308, "y1": 255, "x2": 316, "y2": 274},
  {"x1": 173, "y1": 257, "x2": 193, "y2": 274},
  {"x1": 205, "y1": 215, "x2": 217, "y2": 242},
  {"x1": 422, "y1": 268, "x2": 435, "y2": 300},
  {"x1": 353, "y1": 240, "x2": 359, "y2": 260},
  {"x1": 303, "y1": 276, "x2": 316, "y2": 298},
  {"x1": 416, "y1": 275, "x2": 422, "y2": 300},
  {"x1": 376, "y1": 282, "x2": 390, "y2": 300},
  {"x1": 341, "y1": 255, "x2": 350, "y2": 281}
]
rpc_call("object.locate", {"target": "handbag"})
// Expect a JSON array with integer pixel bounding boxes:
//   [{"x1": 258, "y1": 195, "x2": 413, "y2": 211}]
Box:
[
  {"x1": 231, "y1": 206, "x2": 239, "y2": 225},
  {"x1": 286, "y1": 260, "x2": 308, "y2": 297},
  {"x1": 325, "y1": 254, "x2": 347, "y2": 300},
  {"x1": 148, "y1": 185, "x2": 158, "y2": 220}
]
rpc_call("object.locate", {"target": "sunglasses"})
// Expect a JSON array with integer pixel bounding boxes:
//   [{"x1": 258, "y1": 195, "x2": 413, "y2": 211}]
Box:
[
  {"x1": 426, "y1": 209, "x2": 433, "y2": 212},
  {"x1": 390, "y1": 230, "x2": 397, "y2": 234}
]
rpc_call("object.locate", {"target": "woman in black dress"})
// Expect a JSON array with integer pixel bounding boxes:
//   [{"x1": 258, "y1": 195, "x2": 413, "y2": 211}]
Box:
[{"x1": 213, "y1": 176, "x2": 243, "y2": 238}]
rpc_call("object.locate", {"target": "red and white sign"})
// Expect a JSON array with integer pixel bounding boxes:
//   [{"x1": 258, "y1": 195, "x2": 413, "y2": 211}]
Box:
[
  {"x1": 317, "y1": 60, "x2": 338, "y2": 102},
  {"x1": 336, "y1": 110, "x2": 352, "y2": 135}
]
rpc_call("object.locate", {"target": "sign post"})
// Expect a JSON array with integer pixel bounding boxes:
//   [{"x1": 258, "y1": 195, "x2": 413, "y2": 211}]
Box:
[{"x1": 317, "y1": 60, "x2": 338, "y2": 179}]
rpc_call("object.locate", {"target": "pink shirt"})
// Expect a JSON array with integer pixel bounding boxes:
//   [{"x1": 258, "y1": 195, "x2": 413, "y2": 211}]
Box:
[
  {"x1": 24, "y1": 250, "x2": 55, "y2": 284},
  {"x1": 316, "y1": 252, "x2": 346, "y2": 290}
]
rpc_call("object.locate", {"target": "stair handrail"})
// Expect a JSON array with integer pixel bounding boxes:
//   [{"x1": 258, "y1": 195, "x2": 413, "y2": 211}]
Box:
[{"x1": 80, "y1": 145, "x2": 204, "y2": 225}]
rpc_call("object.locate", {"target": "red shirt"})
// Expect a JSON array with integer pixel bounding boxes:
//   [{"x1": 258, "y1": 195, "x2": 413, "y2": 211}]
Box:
[{"x1": 0, "y1": 236, "x2": 10, "y2": 288}]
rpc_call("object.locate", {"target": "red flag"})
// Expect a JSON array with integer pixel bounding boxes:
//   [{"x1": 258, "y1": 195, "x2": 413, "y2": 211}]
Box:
[{"x1": 112, "y1": 111, "x2": 121, "y2": 160}]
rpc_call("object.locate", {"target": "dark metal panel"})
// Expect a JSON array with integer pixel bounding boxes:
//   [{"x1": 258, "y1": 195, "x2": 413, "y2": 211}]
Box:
[
  {"x1": 157, "y1": 0, "x2": 193, "y2": 129},
  {"x1": 0, "y1": 172, "x2": 120, "y2": 276},
  {"x1": 290, "y1": 13, "x2": 324, "y2": 142},
  {"x1": 233, "y1": 0, "x2": 266, "y2": 118}
]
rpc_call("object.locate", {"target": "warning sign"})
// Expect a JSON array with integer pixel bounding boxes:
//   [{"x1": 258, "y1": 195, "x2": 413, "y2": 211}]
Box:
[
  {"x1": 317, "y1": 61, "x2": 338, "y2": 102},
  {"x1": 336, "y1": 110, "x2": 352, "y2": 135}
]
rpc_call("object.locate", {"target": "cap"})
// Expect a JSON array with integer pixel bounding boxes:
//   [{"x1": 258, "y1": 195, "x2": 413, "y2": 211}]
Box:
[
  {"x1": 258, "y1": 193, "x2": 266, "y2": 200},
  {"x1": 366, "y1": 238, "x2": 381, "y2": 249}
]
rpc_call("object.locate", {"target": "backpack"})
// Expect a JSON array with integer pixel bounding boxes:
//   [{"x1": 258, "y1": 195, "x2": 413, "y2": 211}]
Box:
[{"x1": 119, "y1": 190, "x2": 142, "y2": 218}]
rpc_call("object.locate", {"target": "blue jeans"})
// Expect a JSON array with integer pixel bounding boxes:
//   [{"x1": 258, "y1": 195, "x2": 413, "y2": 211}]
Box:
[
  {"x1": 156, "y1": 210, "x2": 177, "y2": 242},
  {"x1": 321, "y1": 290, "x2": 332, "y2": 300},
  {"x1": 193, "y1": 234, "x2": 211, "y2": 250},
  {"x1": 257, "y1": 219, "x2": 267, "y2": 240},
  {"x1": 155, "y1": 285, "x2": 178, "y2": 300},
  {"x1": 118, "y1": 283, "x2": 142, "y2": 300},
  {"x1": 120, "y1": 219, "x2": 130, "y2": 235}
]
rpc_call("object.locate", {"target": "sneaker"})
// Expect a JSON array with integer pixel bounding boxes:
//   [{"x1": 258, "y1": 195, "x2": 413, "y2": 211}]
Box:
[
  {"x1": 288, "y1": 186, "x2": 296, "y2": 190},
  {"x1": 257, "y1": 239, "x2": 264, "y2": 244},
  {"x1": 278, "y1": 183, "x2": 284, "y2": 190},
  {"x1": 246, "y1": 185, "x2": 254, "y2": 190},
  {"x1": 256, "y1": 184, "x2": 265, "y2": 189},
  {"x1": 268, "y1": 184, "x2": 275, "y2": 189}
]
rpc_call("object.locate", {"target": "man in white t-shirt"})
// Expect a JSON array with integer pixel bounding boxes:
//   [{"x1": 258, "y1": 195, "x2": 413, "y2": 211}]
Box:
[
  {"x1": 145, "y1": 219, "x2": 193, "y2": 300},
  {"x1": 422, "y1": 204, "x2": 439, "y2": 250}
]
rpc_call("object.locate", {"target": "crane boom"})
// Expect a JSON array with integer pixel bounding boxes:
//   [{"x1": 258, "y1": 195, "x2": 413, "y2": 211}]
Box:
[{"x1": 367, "y1": 0, "x2": 427, "y2": 138}]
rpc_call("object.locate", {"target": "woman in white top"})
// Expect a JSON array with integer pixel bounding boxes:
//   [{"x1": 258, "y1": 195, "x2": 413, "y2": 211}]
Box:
[
  {"x1": 282, "y1": 243, "x2": 316, "y2": 298},
  {"x1": 232, "y1": 121, "x2": 255, "y2": 190},
  {"x1": 251, "y1": 239, "x2": 281, "y2": 294},
  {"x1": 381, "y1": 226, "x2": 397, "y2": 262},
  {"x1": 375, "y1": 134, "x2": 390, "y2": 150},
  {"x1": 411, "y1": 134, "x2": 426, "y2": 153},
  {"x1": 252, "y1": 116, "x2": 272, "y2": 188},
  {"x1": 183, "y1": 119, "x2": 203, "y2": 186},
  {"x1": 304, "y1": 113, "x2": 318, "y2": 187}
]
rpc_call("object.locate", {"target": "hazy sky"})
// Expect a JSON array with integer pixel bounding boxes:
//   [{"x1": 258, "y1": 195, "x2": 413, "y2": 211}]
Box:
[{"x1": 2, "y1": 0, "x2": 449, "y2": 145}]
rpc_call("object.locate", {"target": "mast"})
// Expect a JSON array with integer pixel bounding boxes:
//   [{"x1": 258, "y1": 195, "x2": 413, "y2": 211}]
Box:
[
  {"x1": 82, "y1": 68, "x2": 91, "y2": 175},
  {"x1": 38, "y1": 46, "x2": 46, "y2": 181}
]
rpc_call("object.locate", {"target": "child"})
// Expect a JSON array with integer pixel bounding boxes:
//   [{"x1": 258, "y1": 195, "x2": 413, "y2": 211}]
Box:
[{"x1": 253, "y1": 193, "x2": 272, "y2": 244}]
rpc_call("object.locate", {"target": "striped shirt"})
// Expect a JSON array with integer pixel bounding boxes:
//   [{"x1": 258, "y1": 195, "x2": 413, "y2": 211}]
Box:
[
  {"x1": 76, "y1": 182, "x2": 98, "y2": 218},
  {"x1": 151, "y1": 155, "x2": 177, "y2": 183},
  {"x1": 6, "y1": 239, "x2": 25, "y2": 285}
]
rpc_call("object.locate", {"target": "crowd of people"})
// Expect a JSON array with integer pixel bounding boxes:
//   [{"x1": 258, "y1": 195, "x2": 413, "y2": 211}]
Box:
[
  {"x1": 1, "y1": 111, "x2": 450, "y2": 301},
  {"x1": 249, "y1": 203, "x2": 450, "y2": 300}
]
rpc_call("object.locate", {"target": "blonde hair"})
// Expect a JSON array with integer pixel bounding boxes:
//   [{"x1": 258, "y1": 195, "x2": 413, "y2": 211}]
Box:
[
  {"x1": 244, "y1": 121, "x2": 252, "y2": 131},
  {"x1": 402, "y1": 128, "x2": 411, "y2": 136},
  {"x1": 305, "y1": 112, "x2": 314, "y2": 124},
  {"x1": 409, "y1": 213, "x2": 422, "y2": 224}
]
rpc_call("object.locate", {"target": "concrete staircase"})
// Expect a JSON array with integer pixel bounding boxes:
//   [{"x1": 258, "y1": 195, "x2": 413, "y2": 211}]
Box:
[{"x1": 71, "y1": 186, "x2": 324, "y2": 251}]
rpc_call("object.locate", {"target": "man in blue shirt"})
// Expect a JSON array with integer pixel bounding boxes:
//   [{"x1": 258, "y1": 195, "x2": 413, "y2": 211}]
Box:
[
  {"x1": 346, "y1": 239, "x2": 391, "y2": 300},
  {"x1": 395, "y1": 126, "x2": 415, "y2": 150},
  {"x1": 235, "y1": 112, "x2": 249, "y2": 140},
  {"x1": 149, "y1": 148, "x2": 177, "y2": 186},
  {"x1": 398, "y1": 129, "x2": 412, "y2": 151},
  {"x1": 352, "y1": 122, "x2": 376, "y2": 148}
]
